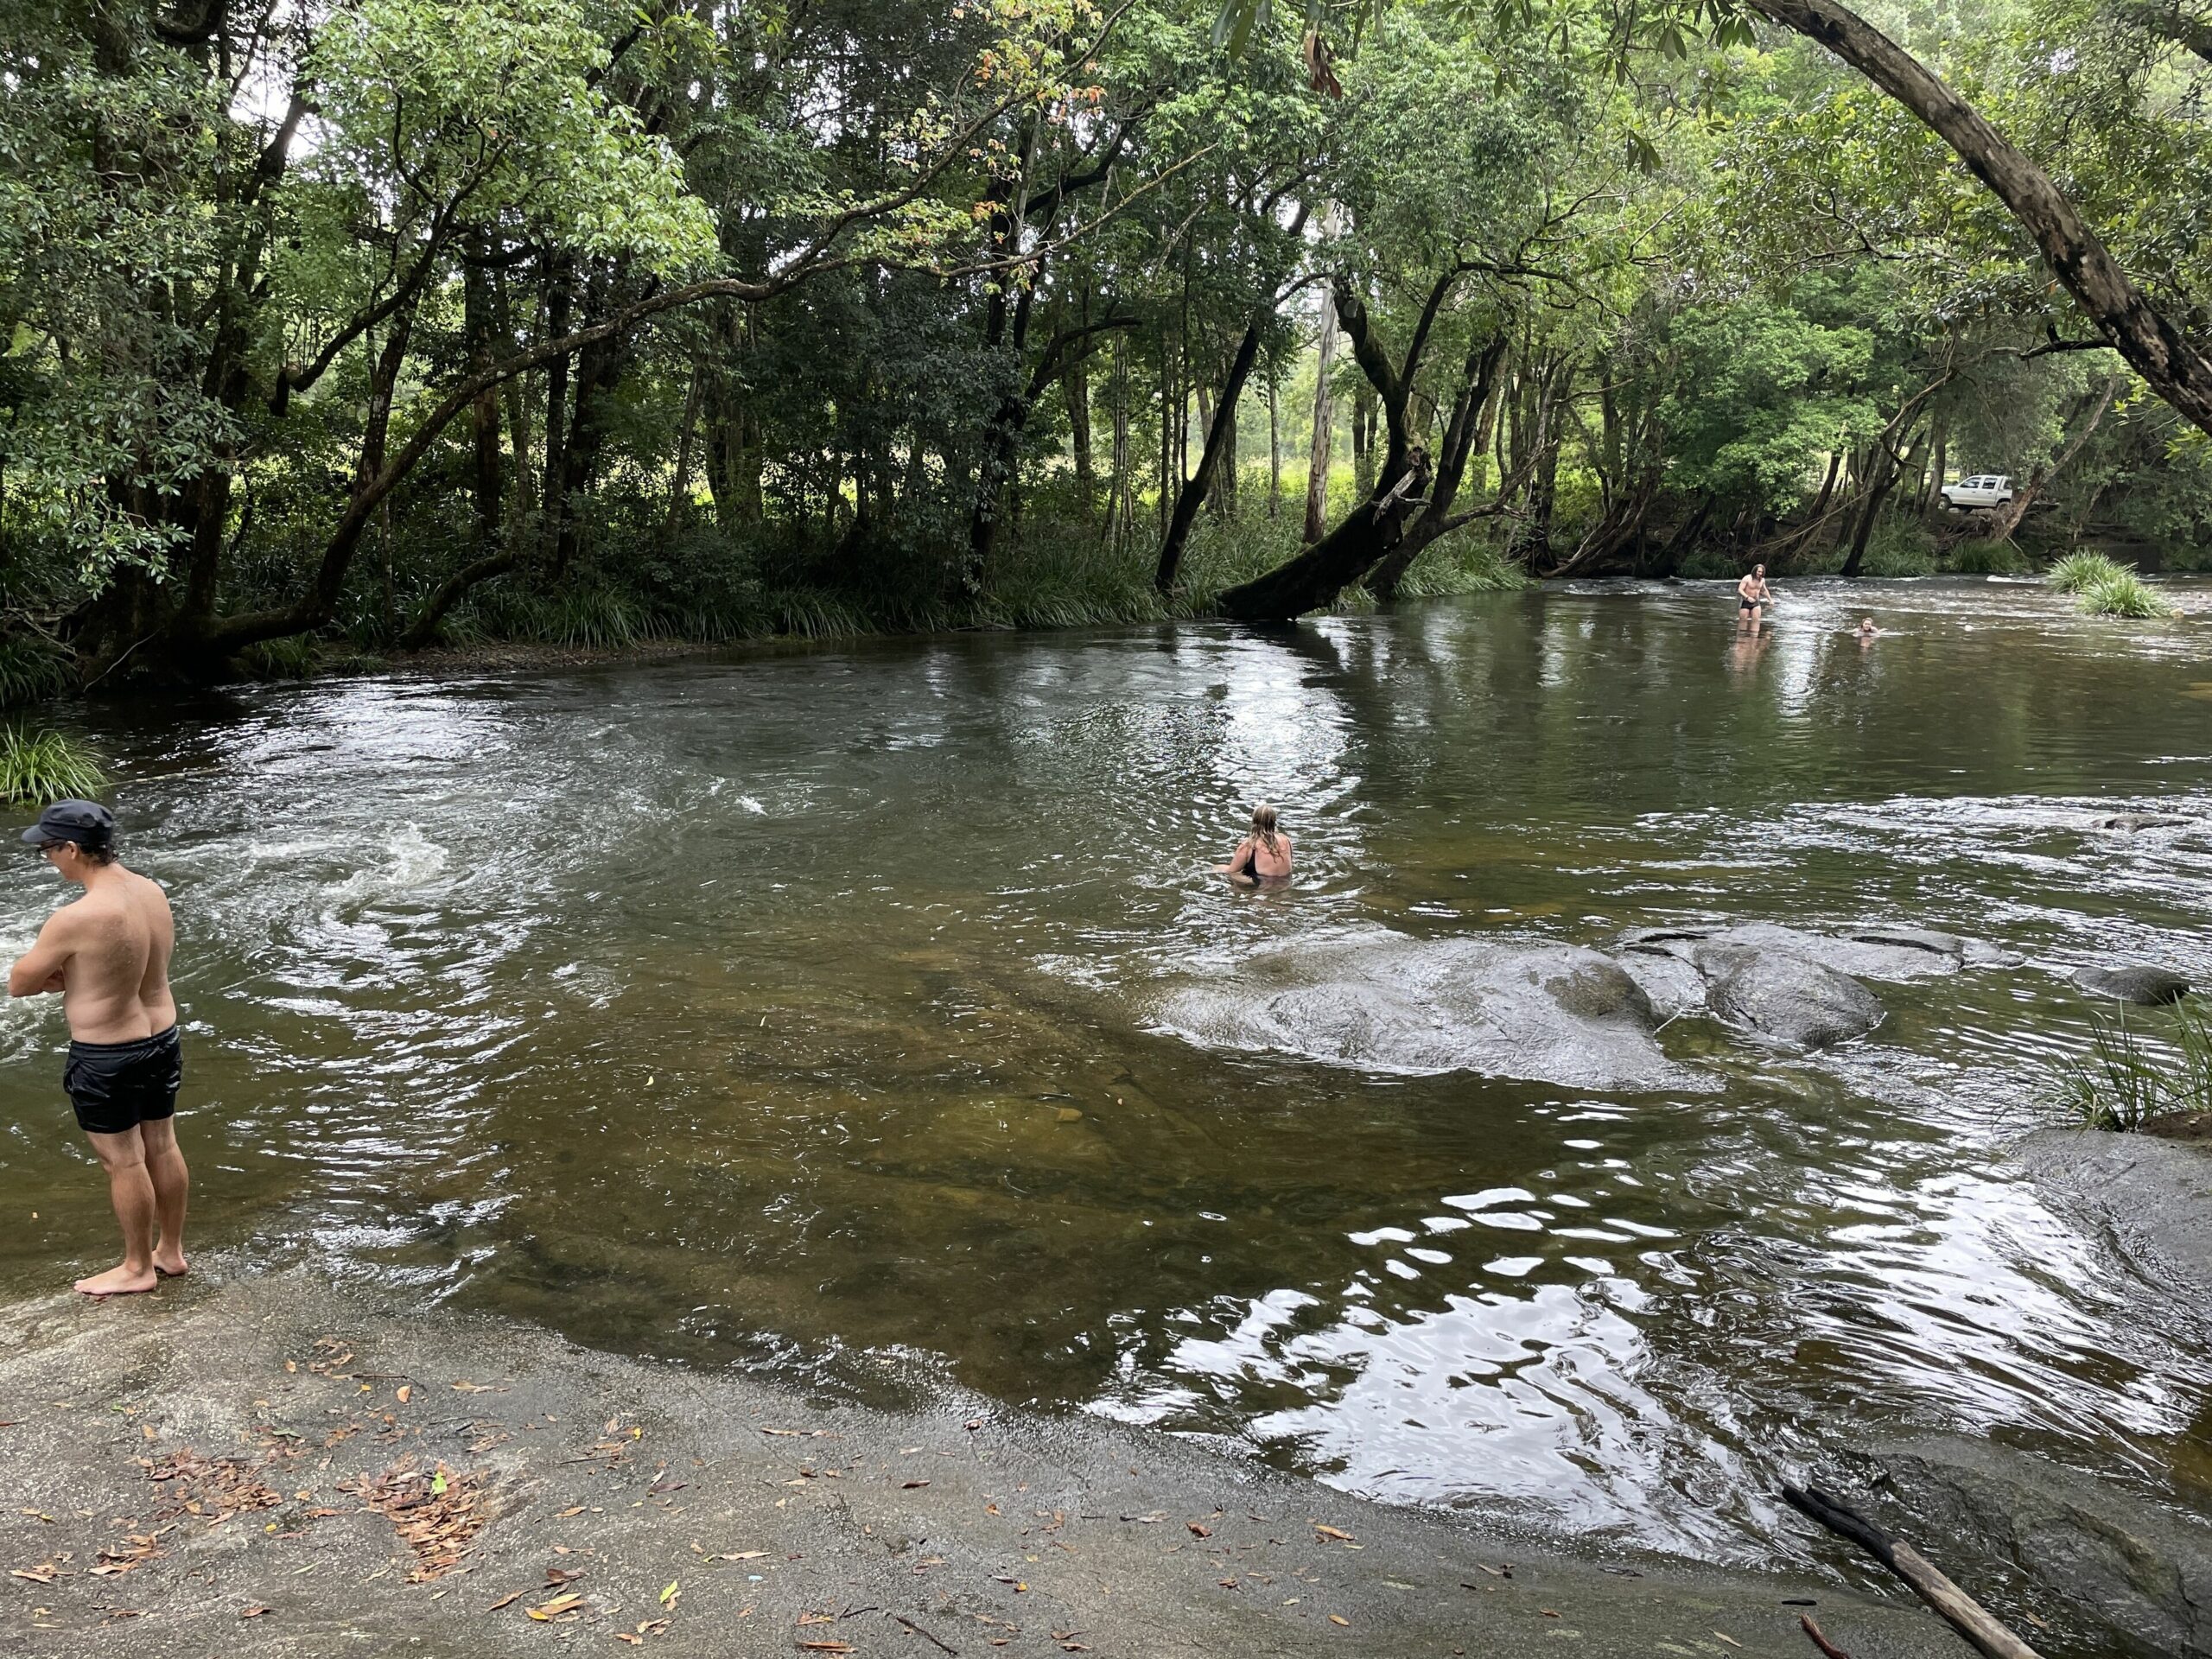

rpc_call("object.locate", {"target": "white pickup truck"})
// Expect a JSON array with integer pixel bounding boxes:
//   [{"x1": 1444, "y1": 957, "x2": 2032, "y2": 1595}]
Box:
[{"x1": 1940, "y1": 474, "x2": 2015, "y2": 510}]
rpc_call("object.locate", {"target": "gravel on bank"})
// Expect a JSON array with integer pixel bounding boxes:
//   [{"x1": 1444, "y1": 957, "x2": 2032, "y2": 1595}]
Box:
[{"x1": 0, "y1": 1269, "x2": 1967, "y2": 1659}]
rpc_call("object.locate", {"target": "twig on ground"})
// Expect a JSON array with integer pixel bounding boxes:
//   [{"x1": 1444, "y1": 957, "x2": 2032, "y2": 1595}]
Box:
[
  {"x1": 891, "y1": 1611, "x2": 959, "y2": 1654},
  {"x1": 1800, "y1": 1612, "x2": 1853, "y2": 1659},
  {"x1": 1781, "y1": 1484, "x2": 2044, "y2": 1659}
]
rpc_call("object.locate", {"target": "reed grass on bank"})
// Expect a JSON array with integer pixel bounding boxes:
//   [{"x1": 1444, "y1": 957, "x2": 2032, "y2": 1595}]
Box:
[
  {"x1": 2057, "y1": 1002, "x2": 2212, "y2": 1130},
  {"x1": 0, "y1": 725, "x2": 106, "y2": 809}
]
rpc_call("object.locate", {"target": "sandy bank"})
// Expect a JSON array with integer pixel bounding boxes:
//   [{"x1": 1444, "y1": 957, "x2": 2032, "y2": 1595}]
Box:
[{"x1": 0, "y1": 1269, "x2": 1963, "y2": 1658}]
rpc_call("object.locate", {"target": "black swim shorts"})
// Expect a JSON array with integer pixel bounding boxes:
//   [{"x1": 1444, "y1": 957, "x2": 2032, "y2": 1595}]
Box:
[{"x1": 64, "y1": 1027, "x2": 183, "y2": 1136}]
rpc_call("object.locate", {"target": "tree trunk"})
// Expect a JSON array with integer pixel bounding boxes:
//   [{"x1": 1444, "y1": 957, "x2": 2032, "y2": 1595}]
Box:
[
  {"x1": 1267, "y1": 372, "x2": 1281, "y2": 519},
  {"x1": 1065, "y1": 357, "x2": 1093, "y2": 519},
  {"x1": 1923, "y1": 422, "x2": 1948, "y2": 515},
  {"x1": 1366, "y1": 335, "x2": 1507, "y2": 599},
  {"x1": 1976, "y1": 374, "x2": 2120, "y2": 541},
  {"x1": 1750, "y1": 0, "x2": 2212, "y2": 437},
  {"x1": 463, "y1": 240, "x2": 503, "y2": 550},
  {"x1": 1302, "y1": 286, "x2": 1340, "y2": 543},
  {"x1": 1157, "y1": 323, "x2": 1262, "y2": 594}
]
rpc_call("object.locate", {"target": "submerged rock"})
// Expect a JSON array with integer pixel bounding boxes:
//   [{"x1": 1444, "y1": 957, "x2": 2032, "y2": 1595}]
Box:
[
  {"x1": 1155, "y1": 931, "x2": 1711, "y2": 1092},
  {"x1": 2075, "y1": 963, "x2": 2190, "y2": 1005},
  {"x1": 1860, "y1": 1435, "x2": 2212, "y2": 1659},
  {"x1": 1690, "y1": 943, "x2": 1886, "y2": 1048},
  {"x1": 1622, "y1": 921, "x2": 2001, "y2": 984}
]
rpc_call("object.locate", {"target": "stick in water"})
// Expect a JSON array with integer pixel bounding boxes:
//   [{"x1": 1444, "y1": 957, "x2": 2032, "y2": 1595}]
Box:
[{"x1": 1781, "y1": 1484, "x2": 2044, "y2": 1659}]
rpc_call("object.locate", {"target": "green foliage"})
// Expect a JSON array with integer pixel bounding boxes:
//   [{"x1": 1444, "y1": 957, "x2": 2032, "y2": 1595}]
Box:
[
  {"x1": 0, "y1": 635, "x2": 76, "y2": 708},
  {"x1": 1945, "y1": 539, "x2": 2031, "y2": 576},
  {"x1": 2045, "y1": 550, "x2": 2124, "y2": 593},
  {"x1": 235, "y1": 637, "x2": 321, "y2": 681},
  {"x1": 0, "y1": 726, "x2": 105, "y2": 809},
  {"x1": 2075, "y1": 565, "x2": 2177, "y2": 618},
  {"x1": 2058, "y1": 1003, "x2": 2212, "y2": 1131}
]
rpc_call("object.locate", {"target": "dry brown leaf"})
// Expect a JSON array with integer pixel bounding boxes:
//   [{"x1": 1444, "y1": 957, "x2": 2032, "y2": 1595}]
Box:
[
  {"x1": 1313, "y1": 1524, "x2": 1353, "y2": 1542},
  {"x1": 1713, "y1": 1636, "x2": 1741, "y2": 1649},
  {"x1": 614, "y1": 1636, "x2": 642, "y2": 1647},
  {"x1": 240, "y1": 1605, "x2": 270, "y2": 1618},
  {"x1": 1187, "y1": 1522, "x2": 1211, "y2": 1538},
  {"x1": 528, "y1": 1592, "x2": 586, "y2": 1621},
  {"x1": 395, "y1": 1386, "x2": 411, "y2": 1404},
  {"x1": 10, "y1": 1566, "x2": 58, "y2": 1584},
  {"x1": 488, "y1": 1590, "x2": 524, "y2": 1611},
  {"x1": 902, "y1": 1479, "x2": 931, "y2": 1490},
  {"x1": 1329, "y1": 1613, "x2": 1350, "y2": 1626},
  {"x1": 556, "y1": 1505, "x2": 586, "y2": 1518},
  {"x1": 716, "y1": 1550, "x2": 768, "y2": 1560},
  {"x1": 796, "y1": 1644, "x2": 854, "y2": 1655}
]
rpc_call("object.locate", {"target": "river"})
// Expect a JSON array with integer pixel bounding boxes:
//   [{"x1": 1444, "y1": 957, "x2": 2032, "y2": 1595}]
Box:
[{"x1": 5, "y1": 575, "x2": 2210, "y2": 1564}]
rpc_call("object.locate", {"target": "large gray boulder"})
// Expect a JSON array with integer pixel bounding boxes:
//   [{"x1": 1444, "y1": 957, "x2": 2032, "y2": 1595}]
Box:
[
  {"x1": 1859, "y1": 1435, "x2": 2212, "y2": 1659},
  {"x1": 2075, "y1": 963, "x2": 2190, "y2": 1005},
  {"x1": 1155, "y1": 931, "x2": 1712, "y2": 1092},
  {"x1": 1690, "y1": 942, "x2": 1886, "y2": 1047}
]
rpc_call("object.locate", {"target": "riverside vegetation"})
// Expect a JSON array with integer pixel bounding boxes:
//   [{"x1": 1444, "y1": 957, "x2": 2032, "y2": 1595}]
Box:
[{"x1": 0, "y1": 0, "x2": 2208, "y2": 701}]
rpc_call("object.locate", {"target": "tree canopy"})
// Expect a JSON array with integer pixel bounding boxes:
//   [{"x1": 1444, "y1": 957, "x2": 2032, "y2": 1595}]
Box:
[{"x1": 0, "y1": 0, "x2": 2204, "y2": 692}]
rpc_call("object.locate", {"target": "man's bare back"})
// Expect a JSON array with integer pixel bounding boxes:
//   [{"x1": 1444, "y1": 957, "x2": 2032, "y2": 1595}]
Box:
[
  {"x1": 9, "y1": 801, "x2": 188, "y2": 1296},
  {"x1": 40, "y1": 867, "x2": 176, "y2": 1043}
]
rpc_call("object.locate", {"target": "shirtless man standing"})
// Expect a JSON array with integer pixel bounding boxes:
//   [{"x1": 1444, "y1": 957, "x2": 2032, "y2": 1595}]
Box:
[
  {"x1": 1735, "y1": 564, "x2": 1774, "y2": 633},
  {"x1": 8, "y1": 801, "x2": 187, "y2": 1296}
]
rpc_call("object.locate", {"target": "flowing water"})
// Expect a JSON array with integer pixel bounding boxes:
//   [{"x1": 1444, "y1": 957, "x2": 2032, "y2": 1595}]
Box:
[{"x1": 6, "y1": 576, "x2": 2212, "y2": 1563}]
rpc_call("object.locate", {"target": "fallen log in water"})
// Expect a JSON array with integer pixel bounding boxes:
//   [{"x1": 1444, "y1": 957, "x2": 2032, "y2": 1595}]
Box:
[{"x1": 1782, "y1": 1484, "x2": 2044, "y2": 1659}]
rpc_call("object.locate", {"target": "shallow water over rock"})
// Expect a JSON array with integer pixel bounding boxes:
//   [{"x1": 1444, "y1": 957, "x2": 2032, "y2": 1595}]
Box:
[{"x1": 4, "y1": 575, "x2": 2212, "y2": 1565}]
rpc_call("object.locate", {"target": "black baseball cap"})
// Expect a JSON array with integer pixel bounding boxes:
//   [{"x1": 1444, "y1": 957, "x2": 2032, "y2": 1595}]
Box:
[{"x1": 20, "y1": 799, "x2": 115, "y2": 849}]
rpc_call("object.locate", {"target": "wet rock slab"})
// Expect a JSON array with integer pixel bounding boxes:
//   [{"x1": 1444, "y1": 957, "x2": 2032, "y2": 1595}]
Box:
[
  {"x1": 1155, "y1": 931, "x2": 1711, "y2": 1092},
  {"x1": 1855, "y1": 1434, "x2": 2212, "y2": 1659},
  {"x1": 0, "y1": 1270, "x2": 1966, "y2": 1659},
  {"x1": 2073, "y1": 964, "x2": 2191, "y2": 1005}
]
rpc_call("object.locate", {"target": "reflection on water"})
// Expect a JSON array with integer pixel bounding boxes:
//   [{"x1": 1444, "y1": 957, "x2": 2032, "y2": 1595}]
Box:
[{"x1": 5, "y1": 576, "x2": 2212, "y2": 1560}]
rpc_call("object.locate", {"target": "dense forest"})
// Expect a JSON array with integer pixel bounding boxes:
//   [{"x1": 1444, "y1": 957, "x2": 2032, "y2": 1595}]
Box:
[{"x1": 1, "y1": 0, "x2": 2209, "y2": 699}]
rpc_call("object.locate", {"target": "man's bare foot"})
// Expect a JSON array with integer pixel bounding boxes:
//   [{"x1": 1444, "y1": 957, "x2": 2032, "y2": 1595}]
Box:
[
  {"x1": 153, "y1": 1253, "x2": 188, "y2": 1278},
  {"x1": 74, "y1": 1263, "x2": 159, "y2": 1297}
]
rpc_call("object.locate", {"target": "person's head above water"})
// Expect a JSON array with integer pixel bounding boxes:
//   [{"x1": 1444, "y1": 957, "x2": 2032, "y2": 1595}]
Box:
[
  {"x1": 1250, "y1": 802, "x2": 1281, "y2": 847},
  {"x1": 1857, "y1": 616, "x2": 1877, "y2": 634}
]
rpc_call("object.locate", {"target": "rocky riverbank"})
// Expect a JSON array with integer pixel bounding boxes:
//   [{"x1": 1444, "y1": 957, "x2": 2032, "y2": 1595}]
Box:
[{"x1": 0, "y1": 1270, "x2": 1970, "y2": 1659}]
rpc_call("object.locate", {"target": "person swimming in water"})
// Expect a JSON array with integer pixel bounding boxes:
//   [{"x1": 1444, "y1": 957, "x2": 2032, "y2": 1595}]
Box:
[
  {"x1": 1735, "y1": 564, "x2": 1774, "y2": 632},
  {"x1": 1217, "y1": 804, "x2": 1293, "y2": 885},
  {"x1": 1855, "y1": 616, "x2": 1878, "y2": 641}
]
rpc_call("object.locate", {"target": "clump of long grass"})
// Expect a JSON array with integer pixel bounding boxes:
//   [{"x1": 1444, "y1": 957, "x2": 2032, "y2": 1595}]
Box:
[
  {"x1": 0, "y1": 633, "x2": 75, "y2": 708},
  {"x1": 2077, "y1": 566, "x2": 2177, "y2": 619},
  {"x1": 2057, "y1": 1001, "x2": 2212, "y2": 1130},
  {"x1": 0, "y1": 725, "x2": 106, "y2": 808},
  {"x1": 235, "y1": 635, "x2": 320, "y2": 681},
  {"x1": 2045, "y1": 550, "x2": 2121, "y2": 594}
]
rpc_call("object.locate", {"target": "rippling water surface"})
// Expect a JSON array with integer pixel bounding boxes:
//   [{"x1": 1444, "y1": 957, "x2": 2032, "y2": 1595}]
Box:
[{"x1": 6, "y1": 576, "x2": 2212, "y2": 1560}]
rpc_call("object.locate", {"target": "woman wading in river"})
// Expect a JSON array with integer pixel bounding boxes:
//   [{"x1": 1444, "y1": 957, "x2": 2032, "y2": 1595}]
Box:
[{"x1": 1218, "y1": 804, "x2": 1293, "y2": 885}]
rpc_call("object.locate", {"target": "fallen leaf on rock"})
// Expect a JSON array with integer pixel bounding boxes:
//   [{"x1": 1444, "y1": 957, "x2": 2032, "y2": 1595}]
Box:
[
  {"x1": 796, "y1": 1644, "x2": 855, "y2": 1654},
  {"x1": 615, "y1": 1635, "x2": 641, "y2": 1646},
  {"x1": 10, "y1": 1566, "x2": 59, "y2": 1584},
  {"x1": 1540, "y1": 1608, "x2": 1560, "y2": 1618},
  {"x1": 528, "y1": 1593, "x2": 585, "y2": 1621},
  {"x1": 1713, "y1": 1636, "x2": 1741, "y2": 1649},
  {"x1": 240, "y1": 1605, "x2": 270, "y2": 1618},
  {"x1": 556, "y1": 1506, "x2": 586, "y2": 1518},
  {"x1": 716, "y1": 1551, "x2": 768, "y2": 1561},
  {"x1": 488, "y1": 1591, "x2": 524, "y2": 1611},
  {"x1": 902, "y1": 1480, "x2": 931, "y2": 1490},
  {"x1": 1329, "y1": 1614, "x2": 1350, "y2": 1626},
  {"x1": 798, "y1": 1611, "x2": 837, "y2": 1625},
  {"x1": 1187, "y1": 1522, "x2": 1211, "y2": 1538},
  {"x1": 396, "y1": 1387, "x2": 412, "y2": 1404},
  {"x1": 658, "y1": 1579, "x2": 680, "y2": 1607},
  {"x1": 1313, "y1": 1524, "x2": 1353, "y2": 1542}
]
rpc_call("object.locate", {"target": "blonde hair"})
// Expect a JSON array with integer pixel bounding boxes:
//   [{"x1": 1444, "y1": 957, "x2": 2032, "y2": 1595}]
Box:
[{"x1": 1250, "y1": 802, "x2": 1281, "y2": 854}]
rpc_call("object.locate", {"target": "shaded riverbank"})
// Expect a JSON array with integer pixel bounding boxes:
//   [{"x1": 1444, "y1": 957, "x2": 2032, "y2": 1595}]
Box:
[{"x1": 0, "y1": 1270, "x2": 1968, "y2": 1659}]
